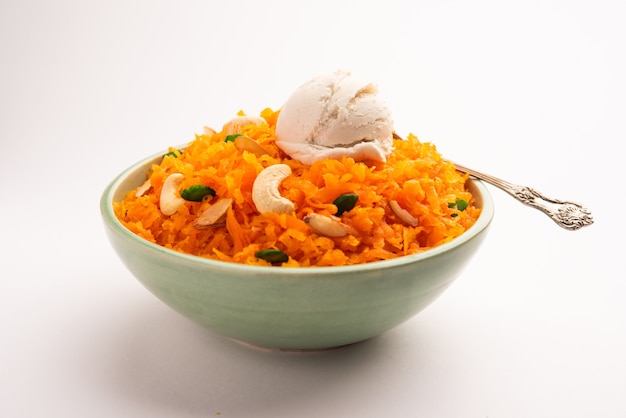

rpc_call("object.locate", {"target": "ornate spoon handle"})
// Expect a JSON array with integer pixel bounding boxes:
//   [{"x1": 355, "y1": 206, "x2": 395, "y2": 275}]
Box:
[{"x1": 452, "y1": 162, "x2": 594, "y2": 231}]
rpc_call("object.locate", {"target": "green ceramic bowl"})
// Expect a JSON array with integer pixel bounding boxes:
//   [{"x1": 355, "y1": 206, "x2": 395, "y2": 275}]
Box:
[{"x1": 101, "y1": 149, "x2": 494, "y2": 350}]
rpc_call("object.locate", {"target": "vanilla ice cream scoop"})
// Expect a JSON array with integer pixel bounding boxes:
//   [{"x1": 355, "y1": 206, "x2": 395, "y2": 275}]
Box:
[{"x1": 275, "y1": 70, "x2": 394, "y2": 165}]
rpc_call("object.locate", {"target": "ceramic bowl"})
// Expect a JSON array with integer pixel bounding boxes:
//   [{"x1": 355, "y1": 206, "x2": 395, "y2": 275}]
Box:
[{"x1": 101, "y1": 149, "x2": 494, "y2": 350}]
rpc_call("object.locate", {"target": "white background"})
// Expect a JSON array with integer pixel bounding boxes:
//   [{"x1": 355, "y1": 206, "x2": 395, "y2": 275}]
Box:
[{"x1": 1, "y1": 1, "x2": 624, "y2": 417}]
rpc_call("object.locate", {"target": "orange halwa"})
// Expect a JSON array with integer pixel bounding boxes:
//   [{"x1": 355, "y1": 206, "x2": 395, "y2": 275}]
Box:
[{"x1": 113, "y1": 108, "x2": 480, "y2": 267}]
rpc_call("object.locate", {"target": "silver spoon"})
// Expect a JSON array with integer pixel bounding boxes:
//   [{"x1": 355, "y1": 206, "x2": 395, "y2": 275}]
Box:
[{"x1": 452, "y1": 161, "x2": 594, "y2": 231}]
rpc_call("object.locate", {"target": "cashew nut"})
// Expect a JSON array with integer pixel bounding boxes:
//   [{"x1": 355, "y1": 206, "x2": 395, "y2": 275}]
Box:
[
  {"x1": 224, "y1": 115, "x2": 267, "y2": 135},
  {"x1": 389, "y1": 200, "x2": 419, "y2": 227},
  {"x1": 159, "y1": 173, "x2": 185, "y2": 216},
  {"x1": 252, "y1": 164, "x2": 295, "y2": 214},
  {"x1": 135, "y1": 178, "x2": 152, "y2": 198},
  {"x1": 193, "y1": 198, "x2": 233, "y2": 229},
  {"x1": 203, "y1": 126, "x2": 217, "y2": 136},
  {"x1": 234, "y1": 135, "x2": 269, "y2": 157},
  {"x1": 304, "y1": 213, "x2": 349, "y2": 238}
]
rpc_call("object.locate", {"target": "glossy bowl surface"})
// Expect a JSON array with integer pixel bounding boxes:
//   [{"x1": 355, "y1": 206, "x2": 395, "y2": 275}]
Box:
[{"x1": 101, "y1": 149, "x2": 494, "y2": 349}]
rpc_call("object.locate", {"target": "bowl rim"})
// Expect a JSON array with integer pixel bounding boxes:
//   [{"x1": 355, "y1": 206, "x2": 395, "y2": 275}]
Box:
[{"x1": 101, "y1": 146, "x2": 494, "y2": 276}]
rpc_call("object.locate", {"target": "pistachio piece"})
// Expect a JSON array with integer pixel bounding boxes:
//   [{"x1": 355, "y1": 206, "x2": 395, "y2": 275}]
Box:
[
  {"x1": 255, "y1": 248, "x2": 289, "y2": 264},
  {"x1": 389, "y1": 200, "x2": 419, "y2": 227},
  {"x1": 225, "y1": 133, "x2": 242, "y2": 142},
  {"x1": 304, "y1": 213, "x2": 349, "y2": 238},
  {"x1": 159, "y1": 173, "x2": 185, "y2": 216},
  {"x1": 181, "y1": 184, "x2": 216, "y2": 202},
  {"x1": 193, "y1": 198, "x2": 233, "y2": 229},
  {"x1": 333, "y1": 193, "x2": 358, "y2": 216},
  {"x1": 252, "y1": 164, "x2": 295, "y2": 214},
  {"x1": 162, "y1": 150, "x2": 181, "y2": 159}
]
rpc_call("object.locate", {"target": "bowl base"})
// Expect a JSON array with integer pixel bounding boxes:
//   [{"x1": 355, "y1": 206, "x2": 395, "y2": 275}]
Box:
[{"x1": 230, "y1": 338, "x2": 365, "y2": 354}]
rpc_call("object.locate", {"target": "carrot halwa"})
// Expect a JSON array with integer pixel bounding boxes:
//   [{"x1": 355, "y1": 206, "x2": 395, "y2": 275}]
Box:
[{"x1": 113, "y1": 108, "x2": 480, "y2": 267}]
